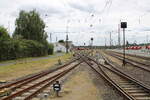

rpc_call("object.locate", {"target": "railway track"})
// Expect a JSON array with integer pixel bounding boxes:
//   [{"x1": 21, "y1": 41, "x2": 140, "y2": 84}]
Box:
[
  {"x1": 104, "y1": 51, "x2": 150, "y2": 72},
  {"x1": 0, "y1": 58, "x2": 78, "y2": 90},
  {"x1": 79, "y1": 54, "x2": 150, "y2": 100},
  {"x1": 109, "y1": 51, "x2": 150, "y2": 66},
  {"x1": 112, "y1": 51, "x2": 150, "y2": 61},
  {"x1": 0, "y1": 58, "x2": 82, "y2": 100}
]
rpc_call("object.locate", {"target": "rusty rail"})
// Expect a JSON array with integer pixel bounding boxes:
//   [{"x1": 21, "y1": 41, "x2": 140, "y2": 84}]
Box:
[
  {"x1": 0, "y1": 58, "x2": 79, "y2": 90},
  {"x1": 24, "y1": 62, "x2": 81, "y2": 100},
  {"x1": 105, "y1": 52, "x2": 150, "y2": 72},
  {"x1": 1, "y1": 61, "x2": 82, "y2": 100},
  {"x1": 79, "y1": 54, "x2": 150, "y2": 100}
]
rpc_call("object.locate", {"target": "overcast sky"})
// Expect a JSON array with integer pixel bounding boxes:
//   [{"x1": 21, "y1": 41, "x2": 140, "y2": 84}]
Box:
[{"x1": 0, "y1": 0, "x2": 150, "y2": 45}]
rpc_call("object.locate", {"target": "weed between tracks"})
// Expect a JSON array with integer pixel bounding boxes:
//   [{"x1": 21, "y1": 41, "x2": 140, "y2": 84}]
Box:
[{"x1": 45, "y1": 63, "x2": 124, "y2": 100}]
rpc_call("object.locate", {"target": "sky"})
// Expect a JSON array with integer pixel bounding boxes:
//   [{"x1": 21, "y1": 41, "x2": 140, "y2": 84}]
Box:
[{"x1": 0, "y1": 0, "x2": 150, "y2": 46}]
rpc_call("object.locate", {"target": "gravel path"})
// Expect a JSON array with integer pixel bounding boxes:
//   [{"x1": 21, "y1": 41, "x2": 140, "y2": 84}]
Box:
[{"x1": 42, "y1": 63, "x2": 124, "y2": 100}]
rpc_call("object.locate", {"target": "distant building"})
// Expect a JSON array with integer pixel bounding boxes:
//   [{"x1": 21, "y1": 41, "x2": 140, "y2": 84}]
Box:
[{"x1": 53, "y1": 41, "x2": 73, "y2": 53}]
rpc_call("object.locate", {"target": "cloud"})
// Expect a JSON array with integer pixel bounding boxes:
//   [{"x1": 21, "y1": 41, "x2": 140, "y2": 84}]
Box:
[
  {"x1": 0, "y1": 0, "x2": 150, "y2": 45},
  {"x1": 68, "y1": 2, "x2": 96, "y2": 13},
  {"x1": 18, "y1": 4, "x2": 64, "y2": 17}
]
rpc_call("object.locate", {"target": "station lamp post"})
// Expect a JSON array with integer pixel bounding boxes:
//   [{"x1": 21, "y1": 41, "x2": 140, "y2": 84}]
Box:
[
  {"x1": 91, "y1": 37, "x2": 94, "y2": 56},
  {"x1": 121, "y1": 22, "x2": 127, "y2": 66},
  {"x1": 91, "y1": 37, "x2": 93, "y2": 49}
]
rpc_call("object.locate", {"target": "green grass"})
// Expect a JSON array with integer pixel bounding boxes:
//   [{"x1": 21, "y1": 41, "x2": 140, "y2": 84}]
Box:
[
  {"x1": 0, "y1": 53, "x2": 57, "y2": 64},
  {"x1": 0, "y1": 53, "x2": 72, "y2": 81}
]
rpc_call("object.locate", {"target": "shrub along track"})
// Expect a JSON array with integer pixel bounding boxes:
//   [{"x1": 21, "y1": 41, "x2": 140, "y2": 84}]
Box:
[
  {"x1": 78, "y1": 54, "x2": 150, "y2": 100},
  {"x1": 0, "y1": 58, "x2": 82, "y2": 100}
]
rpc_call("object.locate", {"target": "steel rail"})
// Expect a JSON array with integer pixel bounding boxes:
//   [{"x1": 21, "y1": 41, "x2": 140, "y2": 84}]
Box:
[
  {"x1": 105, "y1": 52, "x2": 150, "y2": 72},
  {"x1": 79, "y1": 55, "x2": 135, "y2": 100},
  {"x1": 107, "y1": 51, "x2": 150, "y2": 66},
  {"x1": 79, "y1": 53, "x2": 150, "y2": 100},
  {"x1": 90, "y1": 54, "x2": 150, "y2": 99},
  {"x1": 0, "y1": 58, "x2": 80, "y2": 90},
  {"x1": 24, "y1": 62, "x2": 82, "y2": 100},
  {"x1": 111, "y1": 51, "x2": 150, "y2": 61},
  {"x1": 1, "y1": 61, "x2": 82, "y2": 100},
  {"x1": 101, "y1": 54, "x2": 150, "y2": 91}
]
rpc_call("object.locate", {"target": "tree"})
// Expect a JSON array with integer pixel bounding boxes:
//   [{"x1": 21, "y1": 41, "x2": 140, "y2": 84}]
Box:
[
  {"x1": 0, "y1": 26, "x2": 10, "y2": 41},
  {"x1": 0, "y1": 11, "x2": 54, "y2": 61},
  {"x1": 58, "y1": 40, "x2": 64, "y2": 43},
  {"x1": 13, "y1": 10, "x2": 47, "y2": 43},
  {"x1": 48, "y1": 43, "x2": 54, "y2": 55},
  {"x1": 126, "y1": 41, "x2": 129, "y2": 46},
  {"x1": 0, "y1": 26, "x2": 11, "y2": 60}
]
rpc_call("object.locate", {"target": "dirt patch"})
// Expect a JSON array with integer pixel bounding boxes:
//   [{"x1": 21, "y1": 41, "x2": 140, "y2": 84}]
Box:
[
  {"x1": 43, "y1": 63, "x2": 124, "y2": 100},
  {"x1": 48, "y1": 65, "x2": 100, "y2": 100}
]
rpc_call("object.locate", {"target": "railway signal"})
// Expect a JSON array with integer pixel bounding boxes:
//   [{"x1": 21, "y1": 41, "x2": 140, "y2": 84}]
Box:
[
  {"x1": 53, "y1": 81, "x2": 61, "y2": 97},
  {"x1": 121, "y1": 22, "x2": 127, "y2": 66}
]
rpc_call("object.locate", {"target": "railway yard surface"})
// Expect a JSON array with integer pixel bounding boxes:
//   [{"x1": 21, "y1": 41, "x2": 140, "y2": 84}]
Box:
[
  {"x1": 1, "y1": 0, "x2": 150, "y2": 99},
  {"x1": 0, "y1": 50, "x2": 150, "y2": 100},
  {"x1": 111, "y1": 49, "x2": 150, "y2": 58}
]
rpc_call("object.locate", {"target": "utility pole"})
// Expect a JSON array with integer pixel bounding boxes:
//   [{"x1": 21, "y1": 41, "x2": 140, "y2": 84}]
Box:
[
  {"x1": 118, "y1": 22, "x2": 121, "y2": 48},
  {"x1": 146, "y1": 34, "x2": 149, "y2": 44},
  {"x1": 105, "y1": 37, "x2": 107, "y2": 49},
  {"x1": 84, "y1": 43, "x2": 86, "y2": 53},
  {"x1": 56, "y1": 36, "x2": 58, "y2": 42},
  {"x1": 121, "y1": 22, "x2": 127, "y2": 66},
  {"x1": 66, "y1": 20, "x2": 69, "y2": 54},
  {"x1": 110, "y1": 32, "x2": 112, "y2": 49},
  {"x1": 123, "y1": 28, "x2": 125, "y2": 65},
  {"x1": 66, "y1": 34, "x2": 69, "y2": 53},
  {"x1": 50, "y1": 33, "x2": 52, "y2": 43}
]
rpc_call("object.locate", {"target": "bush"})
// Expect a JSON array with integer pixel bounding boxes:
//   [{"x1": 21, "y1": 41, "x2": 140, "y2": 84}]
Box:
[
  {"x1": 0, "y1": 26, "x2": 10, "y2": 40},
  {"x1": 48, "y1": 43, "x2": 54, "y2": 55},
  {"x1": 0, "y1": 26, "x2": 54, "y2": 61},
  {"x1": 18, "y1": 39, "x2": 45, "y2": 57},
  {"x1": 0, "y1": 39, "x2": 54, "y2": 61},
  {"x1": 58, "y1": 40, "x2": 64, "y2": 43}
]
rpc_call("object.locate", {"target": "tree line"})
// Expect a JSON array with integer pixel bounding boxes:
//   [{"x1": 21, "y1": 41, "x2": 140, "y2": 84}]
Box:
[{"x1": 0, "y1": 10, "x2": 53, "y2": 61}]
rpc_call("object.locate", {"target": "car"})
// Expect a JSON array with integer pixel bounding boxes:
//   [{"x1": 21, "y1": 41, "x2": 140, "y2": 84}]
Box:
[{"x1": 146, "y1": 45, "x2": 150, "y2": 49}]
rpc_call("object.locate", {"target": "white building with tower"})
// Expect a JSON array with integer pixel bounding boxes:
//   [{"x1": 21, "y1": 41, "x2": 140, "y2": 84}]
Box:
[{"x1": 53, "y1": 41, "x2": 73, "y2": 53}]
